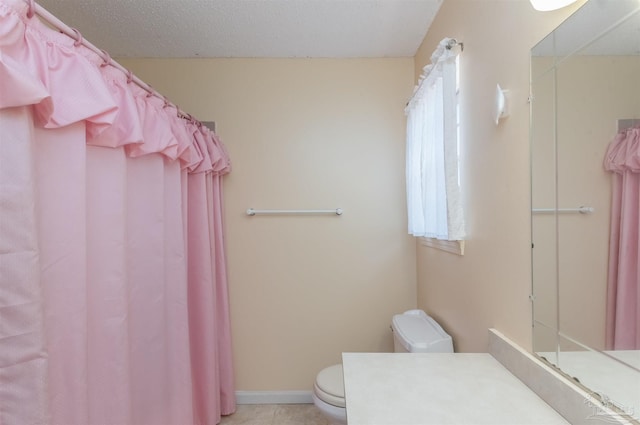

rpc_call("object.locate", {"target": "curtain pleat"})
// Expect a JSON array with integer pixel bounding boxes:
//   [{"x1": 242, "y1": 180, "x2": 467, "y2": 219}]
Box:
[
  {"x1": 0, "y1": 1, "x2": 235, "y2": 424},
  {"x1": 35, "y1": 123, "x2": 89, "y2": 425},
  {"x1": 85, "y1": 146, "x2": 132, "y2": 425},
  {"x1": 211, "y1": 175, "x2": 236, "y2": 414},
  {"x1": 188, "y1": 173, "x2": 219, "y2": 425},
  {"x1": 0, "y1": 107, "x2": 49, "y2": 425}
]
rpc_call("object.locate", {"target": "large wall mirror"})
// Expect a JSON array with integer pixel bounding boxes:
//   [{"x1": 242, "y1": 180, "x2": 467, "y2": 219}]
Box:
[{"x1": 531, "y1": 0, "x2": 640, "y2": 420}]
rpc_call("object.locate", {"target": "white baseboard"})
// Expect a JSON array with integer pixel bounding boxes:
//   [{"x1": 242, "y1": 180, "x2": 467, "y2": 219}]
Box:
[{"x1": 235, "y1": 390, "x2": 313, "y2": 405}]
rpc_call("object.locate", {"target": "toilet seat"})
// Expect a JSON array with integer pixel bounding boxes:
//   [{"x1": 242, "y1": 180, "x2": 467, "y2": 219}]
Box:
[{"x1": 314, "y1": 364, "x2": 345, "y2": 408}]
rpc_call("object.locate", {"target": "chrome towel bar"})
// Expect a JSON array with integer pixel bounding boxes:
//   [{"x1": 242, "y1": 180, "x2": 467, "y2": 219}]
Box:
[
  {"x1": 532, "y1": 206, "x2": 594, "y2": 214},
  {"x1": 246, "y1": 208, "x2": 343, "y2": 216}
]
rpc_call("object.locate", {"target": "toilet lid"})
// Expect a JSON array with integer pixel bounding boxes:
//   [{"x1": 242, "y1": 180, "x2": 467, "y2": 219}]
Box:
[{"x1": 314, "y1": 364, "x2": 345, "y2": 408}]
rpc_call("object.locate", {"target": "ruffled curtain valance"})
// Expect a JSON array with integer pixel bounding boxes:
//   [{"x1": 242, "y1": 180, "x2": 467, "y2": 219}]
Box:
[
  {"x1": 0, "y1": 0, "x2": 230, "y2": 174},
  {"x1": 405, "y1": 38, "x2": 458, "y2": 111},
  {"x1": 604, "y1": 127, "x2": 640, "y2": 173}
]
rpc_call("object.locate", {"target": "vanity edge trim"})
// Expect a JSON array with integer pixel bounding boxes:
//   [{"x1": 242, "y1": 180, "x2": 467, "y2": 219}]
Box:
[{"x1": 488, "y1": 329, "x2": 638, "y2": 425}]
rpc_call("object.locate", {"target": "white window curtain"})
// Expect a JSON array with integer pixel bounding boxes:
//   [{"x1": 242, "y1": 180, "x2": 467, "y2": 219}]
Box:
[{"x1": 405, "y1": 37, "x2": 465, "y2": 241}]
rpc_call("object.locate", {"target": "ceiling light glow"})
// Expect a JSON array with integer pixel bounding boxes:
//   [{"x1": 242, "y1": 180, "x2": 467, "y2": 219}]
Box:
[{"x1": 529, "y1": 0, "x2": 579, "y2": 11}]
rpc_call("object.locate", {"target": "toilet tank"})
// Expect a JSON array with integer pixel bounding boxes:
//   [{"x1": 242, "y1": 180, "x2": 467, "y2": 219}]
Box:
[{"x1": 391, "y1": 309, "x2": 453, "y2": 353}]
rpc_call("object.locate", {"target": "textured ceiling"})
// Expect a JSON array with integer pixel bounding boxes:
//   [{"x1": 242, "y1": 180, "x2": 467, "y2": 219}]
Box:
[{"x1": 35, "y1": 0, "x2": 443, "y2": 58}]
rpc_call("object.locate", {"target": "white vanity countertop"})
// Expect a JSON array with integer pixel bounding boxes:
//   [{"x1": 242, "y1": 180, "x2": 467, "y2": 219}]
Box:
[{"x1": 342, "y1": 352, "x2": 569, "y2": 425}]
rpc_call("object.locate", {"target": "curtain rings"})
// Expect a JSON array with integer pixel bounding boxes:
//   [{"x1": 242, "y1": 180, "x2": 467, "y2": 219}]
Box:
[
  {"x1": 26, "y1": 0, "x2": 35, "y2": 19},
  {"x1": 99, "y1": 49, "x2": 111, "y2": 67},
  {"x1": 71, "y1": 28, "x2": 83, "y2": 47},
  {"x1": 126, "y1": 70, "x2": 134, "y2": 84}
]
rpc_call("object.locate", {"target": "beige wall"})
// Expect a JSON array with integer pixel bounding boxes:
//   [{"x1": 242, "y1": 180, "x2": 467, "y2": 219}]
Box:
[
  {"x1": 118, "y1": 58, "x2": 417, "y2": 390},
  {"x1": 413, "y1": 0, "x2": 585, "y2": 353},
  {"x1": 118, "y1": 0, "x2": 591, "y2": 391}
]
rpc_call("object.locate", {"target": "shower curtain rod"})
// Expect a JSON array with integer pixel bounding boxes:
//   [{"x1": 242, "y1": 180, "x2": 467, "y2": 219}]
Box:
[{"x1": 25, "y1": 0, "x2": 197, "y2": 124}]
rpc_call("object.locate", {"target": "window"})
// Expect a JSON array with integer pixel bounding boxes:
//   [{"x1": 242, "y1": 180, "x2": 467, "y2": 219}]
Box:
[{"x1": 405, "y1": 38, "x2": 464, "y2": 249}]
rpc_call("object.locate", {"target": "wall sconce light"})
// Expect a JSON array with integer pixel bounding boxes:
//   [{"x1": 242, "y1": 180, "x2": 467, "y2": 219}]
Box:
[
  {"x1": 494, "y1": 84, "x2": 510, "y2": 125},
  {"x1": 529, "y1": 0, "x2": 578, "y2": 11}
]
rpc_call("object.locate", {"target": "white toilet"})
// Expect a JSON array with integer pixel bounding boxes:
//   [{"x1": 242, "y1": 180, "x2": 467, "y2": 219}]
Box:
[{"x1": 312, "y1": 309, "x2": 453, "y2": 425}]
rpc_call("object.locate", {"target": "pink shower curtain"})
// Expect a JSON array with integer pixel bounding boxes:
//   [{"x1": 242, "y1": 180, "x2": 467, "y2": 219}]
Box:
[
  {"x1": 0, "y1": 1, "x2": 236, "y2": 424},
  {"x1": 604, "y1": 126, "x2": 640, "y2": 350}
]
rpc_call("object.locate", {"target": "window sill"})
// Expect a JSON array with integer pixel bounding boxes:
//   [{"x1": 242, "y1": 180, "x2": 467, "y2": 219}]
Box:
[{"x1": 419, "y1": 237, "x2": 465, "y2": 256}]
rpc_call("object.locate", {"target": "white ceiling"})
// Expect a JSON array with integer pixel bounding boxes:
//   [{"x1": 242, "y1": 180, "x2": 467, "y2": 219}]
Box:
[{"x1": 35, "y1": 0, "x2": 443, "y2": 58}]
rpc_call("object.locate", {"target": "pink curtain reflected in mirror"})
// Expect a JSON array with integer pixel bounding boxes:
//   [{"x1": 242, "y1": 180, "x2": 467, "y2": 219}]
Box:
[
  {"x1": 0, "y1": 1, "x2": 235, "y2": 423},
  {"x1": 604, "y1": 126, "x2": 640, "y2": 350}
]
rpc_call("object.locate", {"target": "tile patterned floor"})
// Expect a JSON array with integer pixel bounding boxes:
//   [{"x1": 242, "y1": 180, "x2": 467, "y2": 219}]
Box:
[{"x1": 219, "y1": 404, "x2": 332, "y2": 425}]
